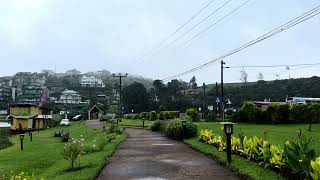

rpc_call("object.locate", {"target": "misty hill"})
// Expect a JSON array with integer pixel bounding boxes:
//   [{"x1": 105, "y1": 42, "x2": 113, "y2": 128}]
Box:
[{"x1": 206, "y1": 76, "x2": 320, "y2": 107}]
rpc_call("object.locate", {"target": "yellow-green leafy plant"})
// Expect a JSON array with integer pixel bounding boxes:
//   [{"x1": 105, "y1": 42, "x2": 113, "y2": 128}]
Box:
[
  {"x1": 241, "y1": 136, "x2": 263, "y2": 160},
  {"x1": 270, "y1": 144, "x2": 284, "y2": 169},
  {"x1": 310, "y1": 157, "x2": 320, "y2": 180},
  {"x1": 231, "y1": 136, "x2": 241, "y2": 152},
  {"x1": 283, "y1": 136, "x2": 316, "y2": 179},
  {"x1": 199, "y1": 129, "x2": 213, "y2": 143},
  {"x1": 258, "y1": 140, "x2": 272, "y2": 168}
]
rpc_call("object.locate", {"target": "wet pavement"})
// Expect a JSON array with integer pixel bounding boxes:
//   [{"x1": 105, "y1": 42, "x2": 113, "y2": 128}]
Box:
[
  {"x1": 85, "y1": 119, "x2": 105, "y2": 129},
  {"x1": 97, "y1": 128, "x2": 239, "y2": 180}
]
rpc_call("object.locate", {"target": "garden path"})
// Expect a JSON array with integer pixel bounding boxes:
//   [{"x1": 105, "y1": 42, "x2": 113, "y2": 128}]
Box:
[{"x1": 97, "y1": 128, "x2": 239, "y2": 180}]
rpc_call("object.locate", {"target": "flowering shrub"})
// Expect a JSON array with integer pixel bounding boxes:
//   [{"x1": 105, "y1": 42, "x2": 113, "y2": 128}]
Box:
[
  {"x1": 62, "y1": 137, "x2": 84, "y2": 170},
  {"x1": 0, "y1": 171, "x2": 44, "y2": 180}
]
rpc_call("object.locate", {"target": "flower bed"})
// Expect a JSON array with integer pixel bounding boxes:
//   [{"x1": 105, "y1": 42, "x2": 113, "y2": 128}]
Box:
[{"x1": 199, "y1": 129, "x2": 320, "y2": 179}]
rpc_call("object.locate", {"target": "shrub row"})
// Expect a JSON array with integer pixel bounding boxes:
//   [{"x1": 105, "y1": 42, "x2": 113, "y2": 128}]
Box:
[
  {"x1": 232, "y1": 102, "x2": 320, "y2": 124},
  {"x1": 150, "y1": 119, "x2": 198, "y2": 140},
  {"x1": 139, "y1": 111, "x2": 180, "y2": 120},
  {"x1": 199, "y1": 129, "x2": 320, "y2": 179}
]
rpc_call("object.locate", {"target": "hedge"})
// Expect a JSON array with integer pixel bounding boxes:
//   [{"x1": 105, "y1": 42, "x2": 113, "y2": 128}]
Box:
[
  {"x1": 159, "y1": 111, "x2": 180, "y2": 120},
  {"x1": 150, "y1": 119, "x2": 198, "y2": 140},
  {"x1": 232, "y1": 102, "x2": 320, "y2": 124}
]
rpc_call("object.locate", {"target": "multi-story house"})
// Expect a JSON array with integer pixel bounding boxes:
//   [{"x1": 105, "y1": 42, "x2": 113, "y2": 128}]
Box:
[
  {"x1": 19, "y1": 86, "x2": 48, "y2": 104},
  {"x1": 0, "y1": 86, "x2": 16, "y2": 107},
  {"x1": 80, "y1": 75, "x2": 105, "y2": 88},
  {"x1": 55, "y1": 89, "x2": 82, "y2": 104},
  {"x1": 29, "y1": 73, "x2": 46, "y2": 87},
  {"x1": 13, "y1": 72, "x2": 32, "y2": 89},
  {"x1": 0, "y1": 76, "x2": 13, "y2": 87}
]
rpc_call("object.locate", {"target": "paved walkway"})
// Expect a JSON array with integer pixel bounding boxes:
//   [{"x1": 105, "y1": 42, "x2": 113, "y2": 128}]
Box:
[
  {"x1": 97, "y1": 129, "x2": 239, "y2": 180},
  {"x1": 85, "y1": 119, "x2": 104, "y2": 129}
]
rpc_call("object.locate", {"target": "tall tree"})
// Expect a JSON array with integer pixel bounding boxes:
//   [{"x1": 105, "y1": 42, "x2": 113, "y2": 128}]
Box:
[
  {"x1": 189, "y1": 76, "x2": 197, "y2": 89},
  {"x1": 122, "y1": 82, "x2": 150, "y2": 113},
  {"x1": 257, "y1": 72, "x2": 264, "y2": 81},
  {"x1": 240, "y1": 69, "x2": 248, "y2": 83}
]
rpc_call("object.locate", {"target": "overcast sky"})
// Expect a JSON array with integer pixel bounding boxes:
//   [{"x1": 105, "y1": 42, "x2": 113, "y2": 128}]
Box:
[{"x1": 0, "y1": 0, "x2": 319, "y2": 84}]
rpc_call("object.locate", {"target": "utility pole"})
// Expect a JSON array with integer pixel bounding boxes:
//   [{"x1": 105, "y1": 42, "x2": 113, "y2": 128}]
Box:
[
  {"x1": 221, "y1": 60, "x2": 229, "y2": 122},
  {"x1": 203, "y1": 83, "x2": 206, "y2": 119},
  {"x1": 215, "y1": 82, "x2": 219, "y2": 114},
  {"x1": 112, "y1": 73, "x2": 128, "y2": 124}
]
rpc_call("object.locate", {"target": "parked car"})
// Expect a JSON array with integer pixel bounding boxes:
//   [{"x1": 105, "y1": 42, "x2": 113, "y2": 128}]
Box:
[
  {"x1": 60, "y1": 119, "x2": 70, "y2": 126},
  {"x1": 72, "y1": 115, "x2": 82, "y2": 121}
]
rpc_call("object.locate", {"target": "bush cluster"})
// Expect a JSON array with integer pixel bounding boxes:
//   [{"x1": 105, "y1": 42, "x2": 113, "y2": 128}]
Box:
[
  {"x1": 159, "y1": 111, "x2": 180, "y2": 120},
  {"x1": 232, "y1": 102, "x2": 320, "y2": 124},
  {"x1": 199, "y1": 129, "x2": 320, "y2": 179},
  {"x1": 150, "y1": 119, "x2": 197, "y2": 140},
  {"x1": 107, "y1": 124, "x2": 123, "y2": 135},
  {"x1": 186, "y1": 108, "x2": 198, "y2": 122}
]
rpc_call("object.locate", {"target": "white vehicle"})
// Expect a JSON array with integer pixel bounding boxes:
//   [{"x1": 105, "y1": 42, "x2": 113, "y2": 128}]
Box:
[
  {"x1": 73, "y1": 115, "x2": 82, "y2": 120},
  {"x1": 286, "y1": 97, "x2": 320, "y2": 104},
  {"x1": 60, "y1": 119, "x2": 70, "y2": 126}
]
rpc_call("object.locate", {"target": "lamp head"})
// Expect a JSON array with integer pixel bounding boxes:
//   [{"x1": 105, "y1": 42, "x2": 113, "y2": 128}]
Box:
[{"x1": 220, "y1": 122, "x2": 236, "y2": 135}]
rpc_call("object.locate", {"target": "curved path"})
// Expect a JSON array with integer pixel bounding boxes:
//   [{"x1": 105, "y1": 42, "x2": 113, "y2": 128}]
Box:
[{"x1": 97, "y1": 128, "x2": 239, "y2": 180}]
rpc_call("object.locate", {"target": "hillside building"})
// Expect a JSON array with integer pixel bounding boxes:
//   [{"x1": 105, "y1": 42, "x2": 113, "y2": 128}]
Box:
[{"x1": 80, "y1": 75, "x2": 105, "y2": 88}]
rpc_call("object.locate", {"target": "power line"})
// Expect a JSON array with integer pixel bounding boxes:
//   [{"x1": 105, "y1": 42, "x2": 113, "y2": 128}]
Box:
[
  {"x1": 161, "y1": 0, "x2": 233, "y2": 50},
  {"x1": 228, "y1": 62, "x2": 320, "y2": 68},
  {"x1": 137, "y1": 0, "x2": 217, "y2": 61},
  {"x1": 161, "y1": 5, "x2": 320, "y2": 81},
  {"x1": 178, "y1": 0, "x2": 253, "y2": 48}
]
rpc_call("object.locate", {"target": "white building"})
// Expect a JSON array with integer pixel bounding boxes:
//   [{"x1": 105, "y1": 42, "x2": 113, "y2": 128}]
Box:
[
  {"x1": 56, "y1": 89, "x2": 82, "y2": 104},
  {"x1": 80, "y1": 75, "x2": 105, "y2": 88}
]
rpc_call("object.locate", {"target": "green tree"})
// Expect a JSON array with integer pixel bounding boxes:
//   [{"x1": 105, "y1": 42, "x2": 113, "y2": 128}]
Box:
[{"x1": 122, "y1": 82, "x2": 150, "y2": 113}]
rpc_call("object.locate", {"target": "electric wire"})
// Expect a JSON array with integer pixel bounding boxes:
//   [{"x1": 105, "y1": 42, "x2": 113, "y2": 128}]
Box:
[{"x1": 161, "y1": 5, "x2": 320, "y2": 81}]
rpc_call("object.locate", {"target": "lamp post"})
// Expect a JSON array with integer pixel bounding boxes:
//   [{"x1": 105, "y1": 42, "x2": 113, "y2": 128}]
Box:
[
  {"x1": 220, "y1": 122, "x2": 235, "y2": 164},
  {"x1": 142, "y1": 118, "x2": 145, "y2": 129},
  {"x1": 19, "y1": 133, "x2": 25, "y2": 151},
  {"x1": 29, "y1": 128, "x2": 32, "y2": 142},
  {"x1": 181, "y1": 120, "x2": 187, "y2": 140}
]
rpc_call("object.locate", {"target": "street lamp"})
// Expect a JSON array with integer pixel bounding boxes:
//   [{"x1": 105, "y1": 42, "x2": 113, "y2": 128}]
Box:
[
  {"x1": 142, "y1": 118, "x2": 145, "y2": 129},
  {"x1": 220, "y1": 122, "x2": 236, "y2": 164},
  {"x1": 29, "y1": 128, "x2": 32, "y2": 142},
  {"x1": 19, "y1": 133, "x2": 25, "y2": 151},
  {"x1": 181, "y1": 120, "x2": 187, "y2": 139}
]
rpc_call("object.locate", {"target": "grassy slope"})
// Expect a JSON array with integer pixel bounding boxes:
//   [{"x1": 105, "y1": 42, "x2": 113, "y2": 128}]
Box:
[
  {"x1": 119, "y1": 119, "x2": 153, "y2": 128},
  {"x1": 0, "y1": 122, "x2": 127, "y2": 180}
]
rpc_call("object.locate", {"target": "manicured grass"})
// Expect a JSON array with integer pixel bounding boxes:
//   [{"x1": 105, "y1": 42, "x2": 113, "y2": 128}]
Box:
[
  {"x1": 0, "y1": 122, "x2": 127, "y2": 179},
  {"x1": 196, "y1": 122, "x2": 320, "y2": 154},
  {"x1": 119, "y1": 119, "x2": 153, "y2": 128}
]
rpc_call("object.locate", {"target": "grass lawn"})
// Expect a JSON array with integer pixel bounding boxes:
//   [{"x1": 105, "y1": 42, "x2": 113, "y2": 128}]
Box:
[
  {"x1": 0, "y1": 122, "x2": 127, "y2": 179},
  {"x1": 118, "y1": 119, "x2": 153, "y2": 128},
  {"x1": 184, "y1": 122, "x2": 320, "y2": 180}
]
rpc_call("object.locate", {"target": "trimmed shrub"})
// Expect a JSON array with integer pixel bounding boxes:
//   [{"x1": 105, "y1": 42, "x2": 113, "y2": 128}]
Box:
[
  {"x1": 186, "y1": 108, "x2": 198, "y2": 122},
  {"x1": 159, "y1": 111, "x2": 180, "y2": 120},
  {"x1": 150, "y1": 120, "x2": 163, "y2": 131},
  {"x1": 149, "y1": 111, "x2": 157, "y2": 121},
  {"x1": 151, "y1": 119, "x2": 198, "y2": 140},
  {"x1": 140, "y1": 112, "x2": 149, "y2": 119}
]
